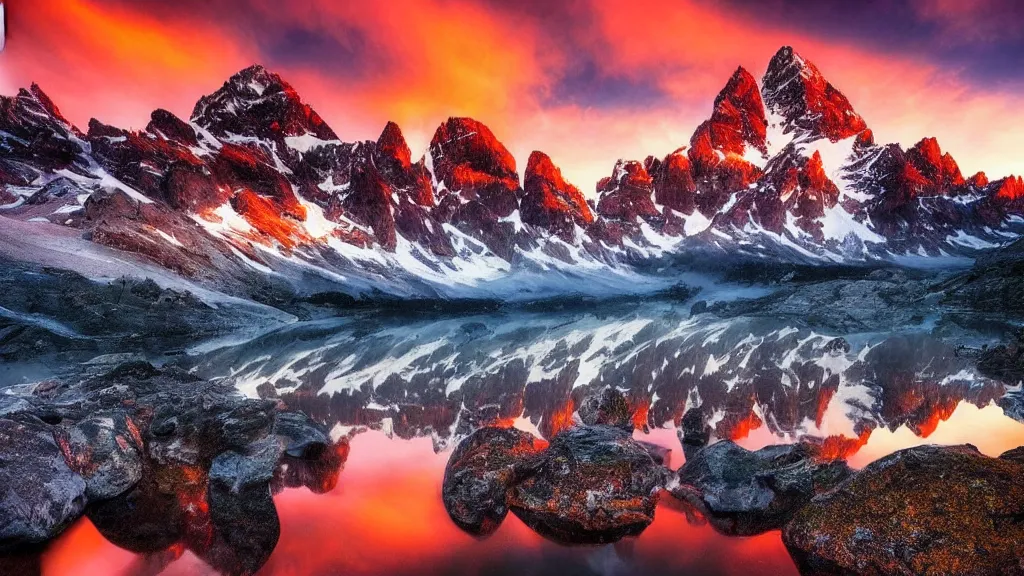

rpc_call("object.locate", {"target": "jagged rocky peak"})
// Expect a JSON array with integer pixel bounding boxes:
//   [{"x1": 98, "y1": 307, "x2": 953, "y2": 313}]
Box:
[
  {"x1": 146, "y1": 108, "x2": 198, "y2": 146},
  {"x1": 86, "y1": 117, "x2": 128, "y2": 139},
  {"x1": 1, "y1": 83, "x2": 80, "y2": 137},
  {"x1": 905, "y1": 137, "x2": 965, "y2": 190},
  {"x1": 773, "y1": 150, "x2": 839, "y2": 234},
  {"x1": 690, "y1": 66, "x2": 768, "y2": 164},
  {"x1": 376, "y1": 121, "x2": 412, "y2": 168},
  {"x1": 969, "y1": 171, "x2": 990, "y2": 188},
  {"x1": 719, "y1": 147, "x2": 840, "y2": 240},
  {"x1": 190, "y1": 64, "x2": 338, "y2": 141},
  {"x1": 521, "y1": 150, "x2": 594, "y2": 241},
  {"x1": 651, "y1": 149, "x2": 698, "y2": 215},
  {"x1": 0, "y1": 84, "x2": 86, "y2": 181},
  {"x1": 429, "y1": 117, "x2": 519, "y2": 188},
  {"x1": 83, "y1": 114, "x2": 214, "y2": 209},
  {"x1": 994, "y1": 175, "x2": 1024, "y2": 202},
  {"x1": 373, "y1": 120, "x2": 434, "y2": 207},
  {"x1": 761, "y1": 46, "x2": 867, "y2": 142},
  {"x1": 429, "y1": 117, "x2": 521, "y2": 218}
]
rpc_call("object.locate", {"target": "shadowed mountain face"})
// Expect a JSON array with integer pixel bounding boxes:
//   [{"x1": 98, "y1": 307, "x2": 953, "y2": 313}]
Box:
[{"x1": 4, "y1": 47, "x2": 1024, "y2": 305}]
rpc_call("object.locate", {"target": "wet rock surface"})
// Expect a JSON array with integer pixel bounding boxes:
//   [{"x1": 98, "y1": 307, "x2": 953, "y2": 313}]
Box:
[
  {"x1": 442, "y1": 426, "x2": 548, "y2": 537},
  {"x1": 442, "y1": 419, "x2": 672, "y2": 545},
  {"x1": 507, "y1": 425, "x2": 668, "y2": 545},
  {"x1": 0, "y1": 361, "x2": 347, "y2": 573},
  {"x1": 0, "y1": 418, "x2": 87, "y2": 551},
  {"x1": 783, "y1": 444, "x2": 1024, "y2": 576},
  {"x1": 672, "y1": 441, "x2": 852, "y2": 536},
  {"x1": 679, "y1": 407, "x2": 712, "y2": 460},
  {"x1": 53, "y1": 412, "x2": 144, "y2": 500}
]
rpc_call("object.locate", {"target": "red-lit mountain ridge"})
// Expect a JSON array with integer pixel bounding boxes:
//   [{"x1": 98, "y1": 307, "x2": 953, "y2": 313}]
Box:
[{"x1": 2, "y1": 46, "x2": 1022, "y2": 300}]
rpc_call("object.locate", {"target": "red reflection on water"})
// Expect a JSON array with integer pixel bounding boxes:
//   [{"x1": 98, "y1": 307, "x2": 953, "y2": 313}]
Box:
[
  {"x1": 262, "y1": 432, "x2": 798, "y2": 576},
  {"x1": 546, "y1": 398, "x2": 576, "y2": 438},
  {"x1": 40, "y1": 401, "x2": 1024, "y2": 575},
  {"x1": 722, "y1": 409, "x2": 763, "y2": 441},
  {"x1": 811, "y1": 430, "x2": 873, "y2": 462},
  {"x1": 630, "y1": 397, "x2": 651, "y2": 431}
]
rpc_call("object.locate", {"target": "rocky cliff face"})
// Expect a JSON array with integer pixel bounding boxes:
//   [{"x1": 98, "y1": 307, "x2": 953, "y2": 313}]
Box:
[{"x1": 3, "y1": 47, "x2": 1024, "y2": 301}]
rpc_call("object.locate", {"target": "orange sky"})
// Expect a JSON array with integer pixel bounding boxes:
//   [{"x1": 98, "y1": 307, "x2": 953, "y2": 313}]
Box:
[{"x1": 2, "y1": 0, "x2": 1023, "y2": 194}]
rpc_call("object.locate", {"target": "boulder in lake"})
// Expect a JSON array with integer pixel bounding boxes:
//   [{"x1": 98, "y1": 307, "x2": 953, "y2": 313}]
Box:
[
  {"x1": 672, "y1": 440, "x2": 851, "y2": 536},
  {"x1": 783, "y1": 444, "x2": 1024, "y2": 575},
  {"x1": 442, "y1": 426, "x2": 547, "y2": 537},
  {"x1": 508, "y1": 425, "x2": 667, "y2": 544}
]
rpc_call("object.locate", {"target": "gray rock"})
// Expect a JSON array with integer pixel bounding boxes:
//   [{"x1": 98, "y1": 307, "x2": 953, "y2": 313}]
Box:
[
  {"x1": 679, "y1": 407, "x2": 711, "y2": 460},
  {"x1": 53, "y1": 412, "x2": 143, "y2": 500},
  {"x1": 275, "y1": 411, "x2": 332, "y2": 458},
  {"x1": 0, "y1": 360, "x2": 341, "y2": 575},
  {"x1": 784, "y1": 445, "x2": 1024, "y2": 576},
  {"x1": 0, "y1": 418, "x2": 87, "y2": 550},
  {"x1": 210, "y1": 436, "x2": 282, "y2": 492},
  {"x1": 576, "y1": 387, "x2": 633, "y2": 431},
  {"x1": 672, "y1": 440, "x2": 851, "y2": 536},
  {"x1": 442, "y1": 426, "x2": 546, "y2": 537}
]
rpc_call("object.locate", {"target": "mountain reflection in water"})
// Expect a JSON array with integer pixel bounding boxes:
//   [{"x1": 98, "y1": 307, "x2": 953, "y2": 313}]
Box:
[{"x1": 40, "y1": 401, "x2": 1024, "y2": 576}]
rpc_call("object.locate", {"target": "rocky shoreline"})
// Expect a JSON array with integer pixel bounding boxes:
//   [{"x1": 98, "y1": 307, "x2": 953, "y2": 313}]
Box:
[
  {"x1": 442, "y1": 389, "x2": 1024, "y2": 575},
  {"x1": 1, "y1": 356, "x2": 1022, "y2": 574},
  {"x1": 0, "y1": 362, "x2": 348, "y2": 575}
]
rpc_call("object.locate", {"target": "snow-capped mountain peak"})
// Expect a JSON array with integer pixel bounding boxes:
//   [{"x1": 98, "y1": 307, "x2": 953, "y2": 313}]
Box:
[
  {"x1": 190, "y1": 63, "x2": 338, "y2": 142},
  {"x1": 3, "y1": 51, "x2": 1024, "y2": 303},
  {"x1": 761, "y1": 46, "x2": 868, "y2": 144}
]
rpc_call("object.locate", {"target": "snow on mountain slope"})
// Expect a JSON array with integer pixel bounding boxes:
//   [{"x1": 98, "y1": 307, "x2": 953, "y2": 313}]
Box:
[{"x1": 3, "y1": 47, "x2": 1024, "y2": 303}]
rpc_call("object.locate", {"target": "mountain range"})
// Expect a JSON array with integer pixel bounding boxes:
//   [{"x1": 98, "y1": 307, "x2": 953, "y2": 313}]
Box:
[{"x1": 3, "y1": 45, "x2": 1023, "y2": 301}]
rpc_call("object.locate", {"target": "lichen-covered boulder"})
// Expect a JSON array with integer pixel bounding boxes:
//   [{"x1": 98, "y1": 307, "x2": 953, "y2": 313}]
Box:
[
  {"x1": 783, "y1": 444, "x2": 1024, "y2": 575},
  {"x1": 508, "y1": 425, "x2": 667, "y2": 545}
]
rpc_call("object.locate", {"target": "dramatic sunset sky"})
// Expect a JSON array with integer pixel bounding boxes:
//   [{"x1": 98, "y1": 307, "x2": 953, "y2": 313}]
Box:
[{"x1": 2, "y1": 0, "x2": 1023, "y2": 191}]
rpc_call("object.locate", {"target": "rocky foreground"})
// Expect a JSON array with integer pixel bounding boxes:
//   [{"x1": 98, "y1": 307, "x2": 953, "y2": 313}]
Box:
[
  {"x1": 0, "y1": 362, "x2": 348, "y2": 575},
  {"x1": 784, "y1": 444, "x2": 1024, "y2": 575},
  {"x1": 442, "y1": 389, "x2": 1024, "y2": 575}
]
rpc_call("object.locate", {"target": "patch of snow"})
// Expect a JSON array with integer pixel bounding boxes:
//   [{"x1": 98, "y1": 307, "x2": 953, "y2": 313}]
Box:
[
  {"x1": 500, "y1": 210, "x2": 525, "y2": 235},
  {"x1": 52, "y1": 204, "x2": 83, "y2": 215},
  {"x1": 818, "y1": 204, "x2": 886, "y2": 244},
  {"x1": 154, "y1": 229, "x2": 185, "y2": 247},
  {"x1": 284, "y1": 133, "x2": 341, "y2": 154},
  {"x1": 298, "y1": 199, "x2": 336, "y2": 240},
  {"x1": 946, "y1": 230, "x2": 1000, "y2": 250},
  {"x1": 683, "y1": 209, "x2": 713, "y2": 236}
]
